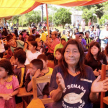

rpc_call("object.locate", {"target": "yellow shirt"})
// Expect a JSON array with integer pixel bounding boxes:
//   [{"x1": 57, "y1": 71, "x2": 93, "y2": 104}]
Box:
[
  {"x1": 41, "y1": 31, "x2": 48, "y2": 42},
  {"x1": 45, "y1": 67, "x2": 53, "y2": 75}
]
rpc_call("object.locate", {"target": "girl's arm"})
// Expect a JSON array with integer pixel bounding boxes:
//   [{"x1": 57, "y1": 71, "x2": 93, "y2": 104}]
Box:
[
  {"x1": 23, "y1": 42, "x2": 27, "y2": 51},
  {"x1": 11, "y1": 88, "x2": 19, "y2": 97}
]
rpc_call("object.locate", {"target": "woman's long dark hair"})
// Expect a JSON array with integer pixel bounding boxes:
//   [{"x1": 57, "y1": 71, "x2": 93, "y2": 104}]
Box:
[
  {"x1": 86, "y1": 42, "x2": 101, "y2": 62},
  {"x1": 60, "y1": 39, "x2": 86, "y2": 79}
]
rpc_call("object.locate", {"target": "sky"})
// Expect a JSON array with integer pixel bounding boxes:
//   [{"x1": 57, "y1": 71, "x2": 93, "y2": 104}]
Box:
[{"x1": 34, "y1": 4, "x2": 72, "y2": 17}]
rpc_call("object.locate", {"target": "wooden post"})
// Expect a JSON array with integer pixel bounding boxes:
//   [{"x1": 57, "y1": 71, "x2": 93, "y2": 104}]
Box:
[
  {"x1": 100, "y1": 64, "x2": 106, "y2": 108},
  {"x1": 46, "y1": 4, "x2": 50, "y2": 39}
]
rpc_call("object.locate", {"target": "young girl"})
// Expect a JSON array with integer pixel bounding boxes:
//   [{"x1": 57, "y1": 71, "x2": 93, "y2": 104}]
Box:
[
  {"x1": 35, "y1": 38, "x2": 45, "y2": 54},
  {"x1": 25, "y1": 41, "x2": 41, "y2": 65},
  {"x1": 54, "y1": 48, "x2": 62, "y2": 66},
  {"x1": 0, "y1": 59, "x2": 19, "y2": 108}
]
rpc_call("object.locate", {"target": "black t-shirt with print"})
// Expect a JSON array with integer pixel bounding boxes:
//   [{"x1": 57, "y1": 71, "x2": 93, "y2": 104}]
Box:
[{"x1": 49, "y1": 65, "x2": 96, "y2": 108}]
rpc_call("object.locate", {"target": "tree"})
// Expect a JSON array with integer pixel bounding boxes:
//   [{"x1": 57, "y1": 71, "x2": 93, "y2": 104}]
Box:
[
  {"x1": 82, "y1": 8, "x2": 97, "y2": 25},
  {"x1": 43, "y1": 15, "x2": 52, "y2": 23},
  {"x1": 54, "y1": 8, "x2": 71, "y2": 28}
]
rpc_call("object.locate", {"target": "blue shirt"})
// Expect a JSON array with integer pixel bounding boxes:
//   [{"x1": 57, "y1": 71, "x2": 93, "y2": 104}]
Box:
[{"x1": 49, "y1": 65, "x2": 95, "y2": 108}]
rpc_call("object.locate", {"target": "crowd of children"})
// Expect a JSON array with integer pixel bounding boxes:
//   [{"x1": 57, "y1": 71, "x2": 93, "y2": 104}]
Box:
[{"x1": 0, "y1": 22, "x2": 108, "y2": 108}]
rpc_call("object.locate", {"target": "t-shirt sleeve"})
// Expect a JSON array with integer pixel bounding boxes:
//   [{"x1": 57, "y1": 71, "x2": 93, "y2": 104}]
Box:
[
  {"x1": 12, "y1": 76, "x2": 19, "y2": 90},
  {"x1": 49, "y1": 66, "x2": 59, "y2": 93},
  {"x1": 18, "y1": 40, "x2": 24, "y2": 46},
  {"x1": 85, "y1": 66, "x2": 96, "y2": 91}
]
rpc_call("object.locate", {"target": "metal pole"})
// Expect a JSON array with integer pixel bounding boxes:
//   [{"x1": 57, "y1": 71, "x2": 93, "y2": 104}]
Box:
[{"x1": 41, "y1": 5, "x2": 43, "y2": 23}]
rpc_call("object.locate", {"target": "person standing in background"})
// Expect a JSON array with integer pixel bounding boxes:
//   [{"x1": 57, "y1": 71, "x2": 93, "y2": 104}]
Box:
[{"x1": 81, "y1": 19, "x2": 86, "y2": 32}]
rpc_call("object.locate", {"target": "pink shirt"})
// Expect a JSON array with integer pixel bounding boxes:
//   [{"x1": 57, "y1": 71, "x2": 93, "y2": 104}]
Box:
[
  {"x1": 48, "y1": 38, "x2": 60, "y2": 53},
  {"x1": 0, "y1": 75, "x2": 19, "y2": 108}
]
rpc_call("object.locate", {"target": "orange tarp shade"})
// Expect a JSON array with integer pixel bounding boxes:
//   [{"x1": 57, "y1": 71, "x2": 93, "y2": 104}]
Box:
[
  {"x1": 0, "y1": 0, "x2": 107, "y2": 18},
  {"x1": 0, "y1": 0, "x2": 41, "y2": 17}
]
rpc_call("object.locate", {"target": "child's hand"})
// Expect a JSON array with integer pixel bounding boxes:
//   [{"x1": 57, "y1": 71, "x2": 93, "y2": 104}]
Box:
[
  {"x1": 2, "y1": 93, "x2": 12, "y2": 100},
  {"x1": 34, "y1": 69, "x2": 41, "y2": 78}
]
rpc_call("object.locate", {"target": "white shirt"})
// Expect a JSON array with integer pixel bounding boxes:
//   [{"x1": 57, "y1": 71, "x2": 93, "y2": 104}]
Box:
[
  {"x1": 100, "y1": 29, "x2": 108, "y2": 50},
  {"x1": 81, "y1": 21, "x2": 85, "y2": 28},
  {"x1": 25, "y1": 50, "x2": 41, "y2": 65}
]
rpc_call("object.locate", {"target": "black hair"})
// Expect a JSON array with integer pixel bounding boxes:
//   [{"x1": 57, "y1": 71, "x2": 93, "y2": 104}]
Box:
[
  {"x1": 31, "y1": 59, "x2": 43, "y2": 71},
  {"x1": 26, "y1": 32, "x2": 29, "y2": 36},
  {"x1": 28, "y1": 35, "x2": 35, "y2": 42},
  {"x1": 79, "y1": 32, "x2": 84, "y2": 35},
  {"x1": 95, "y1": 24, "x2": 100, "y2": 29},
  {"x1": 85, "y1": 30, "x2": 90, "y2": 35},
  {"x1": 43, "y1": 26, "x2": 46, "y2": 29},
  {"x1": 6, "y1": 34, "x2": 13, "y2": 41},
  {"x1": 90, "y1": 25, "x2": 94, "y2": 28},
  {"x1": 30, "y1": 41, "x2": 37, "y2": 48},
  {"x1": 0, "y1": 59, "x2": 14, "y2": 75},
  {"x1": 32, "y1": 29, "x2": 36, "y2": 34},
  {"x1": 14, "y1": 29, "x2": 18, "y2": 37},
  {"x1": 37, "y1": 54, "x2": 48, "y2": 62},
  {"x1": 14, "y1": 47, "x2": 23, "y2": 52},
  {"x1": 4, "y1": 44, "x2": 10, "y2": 50},
  {"x1": 13, "y1": 49, "x2": 26, "y2": 64}
]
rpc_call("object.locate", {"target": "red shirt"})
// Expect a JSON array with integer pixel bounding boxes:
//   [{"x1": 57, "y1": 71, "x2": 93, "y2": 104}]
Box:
[{"x1": 48, "y1": 38, "x2": 60, "y2": 53}]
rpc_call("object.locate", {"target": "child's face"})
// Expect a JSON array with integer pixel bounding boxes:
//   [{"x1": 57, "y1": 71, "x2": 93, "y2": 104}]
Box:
[
  {"x1": 0, "y1": 67, "x2": 8, "y2": 79},
  {"x1": 37, "y1": 41, "x2": 42, "y2": 47},
  {"x1": 29, "y1": 43, "x2": 35, "y2": 51},
  {"x1": 55, "y1": 51, "x2": 62, "y2": 60},
  {"x1": 8, "y1": 39, "x2": 16, "y2": 47},
  {"x1": 29, "y1": 63, "x2": 37, "y2": 76}
]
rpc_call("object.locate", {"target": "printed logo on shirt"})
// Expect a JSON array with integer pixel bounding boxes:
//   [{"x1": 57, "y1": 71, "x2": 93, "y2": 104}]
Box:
[
  {"x1": 6, "y1": 84, "x2": 12, "y2": 89},
  {"x1": 62, "y1": 84, "x2": 86, "y2": 108},
  {"x1": 63, "y1": 92, "x2": 84, "y2": 104}
]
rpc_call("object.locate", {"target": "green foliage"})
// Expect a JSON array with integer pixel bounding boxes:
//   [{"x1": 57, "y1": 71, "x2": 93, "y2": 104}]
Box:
[
  {"x1": 82, "y1": 8, "x2": 97, "y2": 24},
  {"x1": 43, "y1": 15, "x2": 52, "y2": 22},
  {"x1": 8, "y1": 10, "x2": 41, "y2": 26},
  {"x1": 99, "y1": 14, "x2": 108, "y2": 25},
  {"x1": 54, "y1": 8, "x2": 71, "y2": 28}
]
